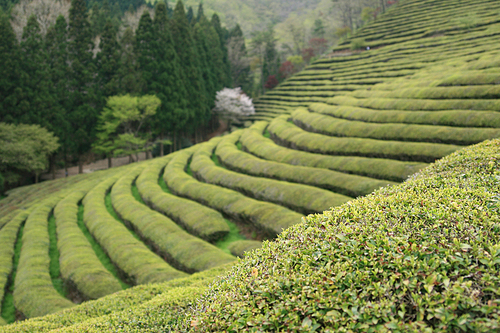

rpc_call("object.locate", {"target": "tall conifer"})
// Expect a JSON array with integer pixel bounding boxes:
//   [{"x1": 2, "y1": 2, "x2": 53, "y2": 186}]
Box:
[
  {"x1": 171, "y1": 0, "x2": 206, "y2": 133},
  {"x1": 152, "y1": 2, "x2": 189, "y2": 154},
  {"x1": 96, "y1": 20, "x2": 121, "y2": 99},
  {"x1": 135, "y1": 10, "x2": 156, "y2": 94},
  {"x1": 68, "y1": 0, "x2": 97, "y2": 172},
  {"x1": 118, "y1": 27, "x2": 142, "y2": 94},
  {"x1": 211, "y1": 13, "x2": 231, "y2": 87},
  {"x1": 0, "y1": 9, "x2": 21, "y2": 123}
]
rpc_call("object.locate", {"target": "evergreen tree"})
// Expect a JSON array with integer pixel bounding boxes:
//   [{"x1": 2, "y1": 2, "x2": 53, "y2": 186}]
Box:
[
  {"x1": 186, "y1": 6, "x2": 194, "y2": 24},
  {"x1": 118, "y1": 27, "x2": 142, "y2": 94},
  {"x1": 195, "y1": 3, "x2": 204, "y2": 23},
  {"x1": 152, "y1": 2, "x2": 189, "y2": 154},
  {"x1": 96, "y1": 20, "x2": 121, "y2": 99},
  {"x1": 193, "y1": 21, "x2": 216, "y2": 109},
  {"x1": 45, "y1": 15, "x2": 71, "y2": 166},
  {"x1": 0, "y1": 9, "x2": 21, "y2": 123},
  {"x1": 135, "y1": 10, "x2": 156, "y2": 94},
  {"x1": 18, "y1": 15, "x2": 53, "y2": 127},
  {"x1": 211, "y1": 13, "x2": 231, "y2": 87},
  {"x1": 68, "y1": 0, "x2": 98, "y2": 172},
  {"x1": 229, "y1": 24, "x2": 251, "y2": 93},
  {"x1": 171, "y1": 0, "x2": 206, "y2": 134}
]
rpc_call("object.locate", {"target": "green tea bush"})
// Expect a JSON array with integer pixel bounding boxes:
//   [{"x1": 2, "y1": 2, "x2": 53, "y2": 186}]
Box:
[
  {"x1": 189, "y1": 139, "x2": 500, "y2": 332},
  {"x1": 350, "y1": 38, "x2": 366, "y2": 50},
  {"x1": 292, "y1": 107, "x2": 500, "y2": 145},
  {"x1": 217, "y1": 131, "x2": 394, "y2": 197},
  {"x1": 164, "y1": 147, "x2": 302, "y2": 238},
  {"x1": 111, "y1": 166, "x2": 235, "y2": 273},
  {"x1": 54, "y1": 179, "x2": 122, "y2": 300},
  {"x1": 136, "y1": 158, "x2": 229, "y2": 242},
  {"x1": 191, "y1": 138, "x2": 351, "y2": 215},
  {"x1": 309, "y1": 102, "x2": 500, "y2": 128},
  {"x1": 82, "y1": 170, "x2": 185, "y2": 285},
  {"x1": 240, "y1": 122, "x2": 427, "y2": 181},
  {"x1": 227, "y1": 240, "x2": 262, "y2": 258},
  {"x1": 268, "y1": 115, "x2": 459, "y2": 162},
  {"x1": 13, "y1": 196, "x2": 75, "y2": 318}
]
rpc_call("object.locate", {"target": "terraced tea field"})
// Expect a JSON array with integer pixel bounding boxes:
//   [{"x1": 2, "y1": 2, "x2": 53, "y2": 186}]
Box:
[{"x1": 1, "y1": 0, "x2": 500, "y2": 330}]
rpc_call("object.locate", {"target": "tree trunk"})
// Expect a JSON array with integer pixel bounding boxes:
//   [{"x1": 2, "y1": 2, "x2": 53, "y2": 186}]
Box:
[
  {"x1": 64, "y1": 155, "x2": 68, "y2": 177},
  {"x1": 50, "y1": 155, "x2": 56, "y2": 180},
  {"x1": 35, "y1": 173, "x2": 39, "y2": 184},
  {"x1": 78, "y1": 158, "x2": 83, "y2": 174},
  {"x1": 173, "y1": 135, "x2": 177, "y2": 152},
  {"x1": 160, "y1": 133, "x2": 164, "y2": 157},
  {"x1": 108, "y1": 156, "x2": 112, "y2": 168}
]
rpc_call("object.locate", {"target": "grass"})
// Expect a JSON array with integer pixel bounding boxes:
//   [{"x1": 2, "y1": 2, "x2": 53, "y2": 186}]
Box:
[
  {"x1": 0, "y1": 223, "x2": 24, "y2": 324},
  {"x1": 77, "y1": 205, "x2": 130, "y2": 290},
  {"x1": 48, "y1": 214, "x2": 66, "y2": 298},
  {"x1": 215, "y1": 220, "x2": 247, "y2": 255},
  {"x1": 131, "y1": 183, "x2": 145, "y2": 205},
  {"x1": 104, "y1": 193, "x2": 141, "y2": 242}
]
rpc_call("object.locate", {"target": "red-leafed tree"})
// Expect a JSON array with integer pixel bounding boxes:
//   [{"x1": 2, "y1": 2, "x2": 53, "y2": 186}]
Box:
[
  {"x1": 264, "y1": 75, "x2": 279, "y2": 90},
  {"x1": 302, "y1": 48, "x2": 315, "y2": 64},
  {"x1": 279, "y1": 61, "x2": 294, "y2": 80},
  {"x1": 309, "y1": 38, "x2": 328, "y2": 57}
]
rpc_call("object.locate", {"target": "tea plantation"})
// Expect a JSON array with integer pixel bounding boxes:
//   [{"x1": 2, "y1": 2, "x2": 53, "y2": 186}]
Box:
[{"x1": 1, "y1": 0, "x2": 500, "y2": 331}]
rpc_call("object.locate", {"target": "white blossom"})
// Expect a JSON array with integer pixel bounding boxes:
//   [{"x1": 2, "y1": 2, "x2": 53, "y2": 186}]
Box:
[{"x1": 214, "y1": 88, "x2": 255, "y2": 124}]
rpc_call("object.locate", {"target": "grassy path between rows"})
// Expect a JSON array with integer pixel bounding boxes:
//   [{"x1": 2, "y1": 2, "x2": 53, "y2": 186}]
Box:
[{"x1": 48, "y1": 214, "x2": 66, "y2": 298}]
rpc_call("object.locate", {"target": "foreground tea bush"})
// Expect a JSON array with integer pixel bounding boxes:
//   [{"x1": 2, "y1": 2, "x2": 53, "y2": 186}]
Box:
[{"x1": 189, "y1": 139, "x2": 500, "y2": 332}]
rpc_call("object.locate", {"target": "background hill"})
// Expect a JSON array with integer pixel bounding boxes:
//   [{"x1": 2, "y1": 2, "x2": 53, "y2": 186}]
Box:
[{"x1": 1, "y1": 0, "x2": 500, "y2": 331}]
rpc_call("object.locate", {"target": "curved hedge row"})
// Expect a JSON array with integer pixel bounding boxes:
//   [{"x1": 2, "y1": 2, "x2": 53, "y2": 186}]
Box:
[
  {"x1": 308, "y1": 102, "x2": 500, "y2": 128},
  {"x1": 0, "y1": 264, "x2": 231, "y2": 332},
  {"x1": 240, "y1": 122, "x2": 427, "y2": 182},
  {"x1": 54, "y1": 180, "x2": 123, "y2": 300},
  {"x1": 188, "y1": 139, "x2": 500, "y2": 332},
  {"x1": 136, "y1": 158, "x2": 229, "y2": 242},
  {"x1": 0, "y1": 211, "x2": 29, "y2": 324},
  {"x1": 292, "y1": 107, "x2": 500, "y2": 145},
  {"x1": 111, "y1": 166, "x2": 235, "y2": 273},
  {"x1": 349, "y1": 85, "x2": 500, "y2": 100},
  {"x1": 268, "y1": 115, "x2": 459, "y2": 162},
  {"x1": 82, "y1": 169, "x2": 184, "y2": 285},
  {"x1": 227, "y1": 240, "x2": 262, "y2": 258},
  {"x1": 328, "y1": 95, "x2": 500, "y2": 111},
  {"x1": 216, "y1": 131, "x2": 394, "y2": 198},
  {"x1": 192, "y1": 138, "x2": 352, "y2": 215},
  {"x1": 164, "y1": 147, "x2": 303, "y2": 238},
  {"x1": 13, "y1": 195, "x2": 75, "y2": 318}
]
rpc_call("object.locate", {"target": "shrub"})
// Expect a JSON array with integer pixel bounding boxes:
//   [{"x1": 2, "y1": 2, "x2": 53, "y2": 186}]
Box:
[{"x1": 350, "y1": 38, "x2": 366, "y2": 50}]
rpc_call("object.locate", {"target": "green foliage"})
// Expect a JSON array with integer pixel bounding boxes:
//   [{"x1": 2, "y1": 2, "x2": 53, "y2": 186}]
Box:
[
  {"x1": 0, "y1": 9, "x2": 20, "y2": 123},
  {"x1": 111, "y1": 165, "x2": 235, "y2": 273},
  {"x1": 227, "y1": 240, "x2": 262, "y2": 258},
  {"x1": 189, "y1": 139, "x2": 500, "y2": 332},
  {"x1": 93, "y1": 94, "x2": 160, "y2": 159},
  {"x1": 136, "y1": 158, "x2": 230, "y2": 242},
  {"x1": 0, "y1": 123, "x2": 59, "y2": 184},
  {"x1": 350, "y1": 38, "x2": 366, "y2": 50}
]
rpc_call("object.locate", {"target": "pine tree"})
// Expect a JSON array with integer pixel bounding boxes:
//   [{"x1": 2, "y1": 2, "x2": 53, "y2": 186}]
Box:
[
  {"x1": 229, "y1": 24, "x2": 252, "y2": 93},
  {"x1": 118, "y1": 27, "x2": 142, "y2": 94},
  {"x1": 96, "y1": 20, "x2": 121, "y2": 99},
  {"x1": 171, "y1": 0, "x2": 207, "y2": 134},
  {"x1": 193, "y1": 21, "x2": 216, "y2": 109},
  {"x1": 135, "y1": 10, "x2": 156, "y2": 94},
  {"x1": 201, "y1": 16, "x2": 226, "y2": 92},
  {"x1": 19, "y1": 15, "x2": 53, "y2": 127},
  {"x1": 0, "y1": 9, "x2": 21, "y2": 123},
  {"x1": 152, "y1": 1, "x2": 189, "y2": 154},
  {"x1": 211, "y1": 13, "x2": 231, "y2": 87},
  {"x1": 45, "y1": 15, "x2": 71, "y2": 165},
  {"x1": 68, "y1": 0, "x2": 98, "y2": 172},
  {"x1": 186, "y1": 6, "x2": 194, "y2": 24},
  {"x1": 195, "y1": 3, "x2": 204, "y2": 23}
]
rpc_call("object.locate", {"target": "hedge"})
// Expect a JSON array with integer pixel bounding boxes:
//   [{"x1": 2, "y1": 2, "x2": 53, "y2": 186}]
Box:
[
  {"x1": 188, "y1": 138, "x2": 500, "y2": 332},
  {"x1": 82, "y1": 169, "x2": 186, "y2": 285},
  {"x1": 216, "y1": 130, "x2": 394, "y2": 198},
  {"x1": 309, "y1": 102, "x2": 500, "y2": 128},
  {"x1": 0, "y1": 211, "x2": 29, "y2": 323},
  {"x1": 192, "y1": 137, "x2": 351, "y2": 215},
  {"x1": 13, "y1": 195, "x2": 75, "y2": 319},
  {"x1": 292, "y1": 107, "x2": 500, "y2": 145},
  {"x1": 136, "y1": 157, "x2": 229, "y2": 242},
  {"x1": 227, "y1": 240, "x2": 262, "y2": 258},
  {"x1": 240, "y1": 122, "x2": 427, "y2": 182},
  {"x1": 268, "y1": 115, "x2": 459, "y2": 162},
  {"x1": 54, "y1": 179, "x2": 123, "y2": 300},
  {"x1": 328, "y1": 95, "x2": 500, "y2": 111},
  {"x1": 349, "y1": 85, "x2": 500, "y2": 100},
  {"x1": 0, "y1": 264, "x2": 232, "y2": 332},
  {"x1": 164, "y1": 147, "x2": 303, "y2": 238},
  {"x1": 110, "y1": 166, "x2": 235, "y2": 273}
]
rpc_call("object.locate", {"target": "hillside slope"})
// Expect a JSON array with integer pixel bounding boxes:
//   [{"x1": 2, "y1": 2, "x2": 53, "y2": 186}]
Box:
[{"x1": 1, "y1": 0, "x2": 500, "y2": 330}]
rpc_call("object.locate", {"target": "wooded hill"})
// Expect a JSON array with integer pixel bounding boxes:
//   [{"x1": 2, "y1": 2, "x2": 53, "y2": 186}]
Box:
[{"x1": 1, "y1": 0, "x2": 500, "y2": 331}]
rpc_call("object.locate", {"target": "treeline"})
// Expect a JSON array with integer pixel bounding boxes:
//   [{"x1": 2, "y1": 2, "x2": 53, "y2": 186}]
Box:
[{"x1": 0, "y1": 0, "x2": 245, "y2": 181}]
